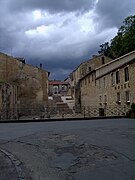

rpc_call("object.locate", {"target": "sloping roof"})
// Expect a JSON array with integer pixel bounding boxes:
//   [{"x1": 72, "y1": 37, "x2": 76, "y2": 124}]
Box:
[
  {"x1": 96, "y1": 50, "x2": 135, "y2": 79},
  {"x1": 49, "y1": 81, "x2": 69, "y2": 85}
]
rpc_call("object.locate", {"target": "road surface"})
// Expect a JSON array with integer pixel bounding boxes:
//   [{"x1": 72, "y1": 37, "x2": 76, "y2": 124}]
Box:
[{"x1": 0, "y1": 118, "x2": 135, "y2": 180}]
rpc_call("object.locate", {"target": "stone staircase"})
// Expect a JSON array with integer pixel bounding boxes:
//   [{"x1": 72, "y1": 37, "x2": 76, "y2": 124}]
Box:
[
  {"x1": 53, "y1": 95, "x2": 73, "y2": 114},
  {"x1": 53, "y1": 95, "x2": 63, "y2": 103},
  {"x1": 61, "y1": 96, "x2": 75, "y2": 110}
]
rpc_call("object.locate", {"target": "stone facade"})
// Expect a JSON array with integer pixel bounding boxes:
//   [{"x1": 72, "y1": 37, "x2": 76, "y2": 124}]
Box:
[
  {"x1": 68, "y1": 54, "x2": 112, "y2": 99},
  {"x1": 49, "y1": 80, "x2": 70, "y2": 96},
  {"x1": 79, "y1": 51, "x2": 135, "y2": 115},
  {"x1": 0, "y1": 52, "x2": 49, "y2": 117},
  {"x1": 0, "y1": 83, "x2": 18, "y2": 119},
  {"x1": 80, "y1": 70, "x2": 96, "y2": 107}
]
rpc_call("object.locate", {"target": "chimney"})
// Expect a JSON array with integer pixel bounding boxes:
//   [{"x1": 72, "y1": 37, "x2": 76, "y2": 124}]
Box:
[{"x1": 40, "y1": 63, "x2": 42, "y2": 69}]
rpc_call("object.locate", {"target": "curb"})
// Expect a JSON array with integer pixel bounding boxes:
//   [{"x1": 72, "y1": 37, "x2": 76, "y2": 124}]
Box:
[
  {"x1": 0, "y1": 116, "x2": 127, "y2": 124},
  {"x1": 0, "y1": 148, "x2": 26, "y2": 180}
]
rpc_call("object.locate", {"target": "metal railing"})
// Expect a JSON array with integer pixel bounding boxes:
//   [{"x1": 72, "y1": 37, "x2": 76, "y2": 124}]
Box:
[{"x1": 0, "y1": 105, "x2": 130, "y2": 120}]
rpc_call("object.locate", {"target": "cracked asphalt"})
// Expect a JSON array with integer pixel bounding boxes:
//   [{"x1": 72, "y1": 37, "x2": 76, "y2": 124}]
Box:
[{"x1": 0, "y1": 118, "x2": 135, "y2": 180}]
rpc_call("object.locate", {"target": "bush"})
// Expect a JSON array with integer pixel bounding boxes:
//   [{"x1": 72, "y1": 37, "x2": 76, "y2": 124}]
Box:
[{"x1": 131, "y1": 103, "x2": 135, "y2": 112}]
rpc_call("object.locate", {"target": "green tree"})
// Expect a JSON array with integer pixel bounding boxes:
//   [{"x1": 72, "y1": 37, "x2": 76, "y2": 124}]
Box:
[
  {"x1": 110, "y1": 32, "x2": 123, "y2": 58},
  {"x1": 98, "y1": 15, "x2": 135, "y2": 58},
  {"x1": 98, "y1": 42, "x2": 114, "y2": 58}
]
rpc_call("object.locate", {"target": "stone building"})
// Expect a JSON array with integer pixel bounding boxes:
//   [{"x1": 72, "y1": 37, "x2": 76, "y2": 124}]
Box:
[
  {"x1": 68, "y1": 54, "x2": 112, "y2": 104},
  {"x1": 0, "y1": 52, "x2": 49, "y2": 117},
  {"x1": 0, "y1": 82, "x2": 18, "y2": 119},
  {"x1": 69, "y1": 54, "x2": 112, "y2": 98},
  {"x1": 79, "y1": 50, "x2": 135, "y2": 116},
  {"x1": 49, "y1": 80, "x2": 70, "y2": 96}
]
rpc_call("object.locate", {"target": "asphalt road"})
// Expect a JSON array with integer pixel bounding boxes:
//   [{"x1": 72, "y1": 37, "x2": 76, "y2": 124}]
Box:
[{"x1": 0, "y1": 118, "x2": 135, "y2": 180}]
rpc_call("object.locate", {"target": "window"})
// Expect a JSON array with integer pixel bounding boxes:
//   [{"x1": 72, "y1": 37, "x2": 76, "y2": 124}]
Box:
[
  {"x1": 80, "y1": 82, "x2": 82, "y2": 87},
  {"x1": 117, "y1": 92, "x2": 121, "y2": 103},
  {"x1": 70, "y1": 73, "x2": 73, "y2": 81},
  {"x1": 125, "y1": 91, "x2": 130, "y2": 102},
  {"x1": 88, "y1": 67, "x2": 91, "y2": 72},
  {"x1": 99, "y1": 96, "x2": 102, "y2": 104},
  {"x1": 54, "y1": 86, "x2": 58, "y2": 94},
  {"x1": 88, "y1": 76, "x2": 90, "y2": 83},
  {"x1": 92, "y1": 74, "x2": 94, "y2": 81},
  {"x1": 99, "y1": 79, "x2": 101, "y2": 89},
  {"x1": 85, "y1": 78, "x2": 87, "y2": 85},
  {"x1": 116, "y1": 71, "x2": 120, "y2": 84},
  {"x1": 62, "y1": 85, "x2": 65, "y2": 91},
  {"x1": 103, "y1": 77, "x2": 106, "y2": 88},
  {"x1": 104, "y1": 95, "x2": 107, "y2": 104},
  {"x1": 102, "y1": 57, "x2": 105, "y2": 64},
  {"x1": 124, "y1": 67, "x2": 129, "y2": 82},
  {"x1": 111, "y1": 73, "x2": 115, "y2": 86}
]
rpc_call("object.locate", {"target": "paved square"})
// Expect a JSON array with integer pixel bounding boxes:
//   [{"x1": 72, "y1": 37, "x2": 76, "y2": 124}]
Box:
[{"x1": 0, "y1": 118, "x2": 135, "y2": 180}]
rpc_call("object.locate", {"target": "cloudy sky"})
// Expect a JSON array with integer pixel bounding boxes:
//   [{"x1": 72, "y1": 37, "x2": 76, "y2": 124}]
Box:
[{"x1": 0, "y1": 0, "x2": 135, "y2": 80}]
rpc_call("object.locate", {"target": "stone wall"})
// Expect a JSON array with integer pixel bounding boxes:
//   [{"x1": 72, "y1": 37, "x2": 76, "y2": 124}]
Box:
[
  {"x1": 80, "y1": 71, "x2": 97, "y2": 107},
  {"x1": 69, "y1": 54, "x2": 112, "y2": 99},
  {"x1": 80, "y1": 55, "x2": 112, "y2": 78},
  {"x1": 49, "y1": 81, "x2": 69, "y2": 96},
  {"x1": 0, "y1": 83, "x2": 18, "y2": 119},
  {"x1": 80, "y1": 51, "x2": 135, "y2": 114},
  {"x1": 0, "y1": 52, "x2": 48, "y2": 110}
]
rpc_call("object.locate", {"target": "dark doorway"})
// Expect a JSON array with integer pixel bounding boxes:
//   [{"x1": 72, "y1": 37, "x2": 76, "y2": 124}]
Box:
[{"x1": 99, "y1": 108, "x2": 105, "y2": 116}]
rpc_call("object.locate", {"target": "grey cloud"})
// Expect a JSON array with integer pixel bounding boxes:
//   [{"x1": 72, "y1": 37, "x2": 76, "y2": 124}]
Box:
[
  {"x1": 48, "y1": 68, "x2": 72, "y2": 80},
  {"x1": 0, "y1": 26, "x2": 18, "y2": 53},
  {"x1": 0, "y1": 0, "x2": 134, "y2": 80},
  {"x1": 7, "y1": 0, "x2": 95, "y2": 13},
  {"x1": 22, "y1": 36, "x2": 104, "y2": 80},
  {"x1": 95, "y1": 0, "x2": 135, "y2": 29}
]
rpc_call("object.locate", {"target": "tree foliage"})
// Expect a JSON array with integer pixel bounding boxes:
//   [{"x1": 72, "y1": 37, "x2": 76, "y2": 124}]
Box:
[
  {"x1": 98, "y1": 42, "x2": 113, "y2": 58},
  {"x1": 99, "y1": 15, "x2": 135, "y2": 59}
]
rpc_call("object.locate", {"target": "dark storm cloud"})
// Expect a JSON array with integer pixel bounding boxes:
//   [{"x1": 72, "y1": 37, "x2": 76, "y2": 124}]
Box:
[
  {"x1": 0, "y1": 0, "x2": 135, "y2": 80},
  {"x1": 95, "y1": 0, "x2": 135, "y2": 29},
  {"x1": 25, "y1": 37, "x2": 103, "y2": 80},
  {"x1": 7, "y1": 0, "x2": 95, "y2": 13}
]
